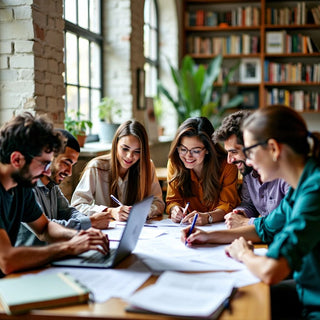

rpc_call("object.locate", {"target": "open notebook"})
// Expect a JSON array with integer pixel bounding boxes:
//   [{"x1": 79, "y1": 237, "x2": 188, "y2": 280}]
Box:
[{"x1": 51, "y1": 196, "x2": 153, "y2": 269}]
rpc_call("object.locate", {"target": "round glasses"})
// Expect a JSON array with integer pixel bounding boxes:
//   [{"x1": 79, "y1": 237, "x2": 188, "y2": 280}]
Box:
[
  {"x1": 242, "y1": 140, "x2": 268, "y2": 160},
  {"x1": 177, "y1": 145, "x2": 206, "y2": 157}
]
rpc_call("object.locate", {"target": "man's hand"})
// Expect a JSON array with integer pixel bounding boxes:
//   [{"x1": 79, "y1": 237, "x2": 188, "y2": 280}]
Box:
[
  {"x1": 224, "y1": 210, "x2": 249, "y2": 229},
  {"x1": 109, "y1": 206, "x2": 132, "y2": 221},
  {"x1": 90, "y1": 211, "x2": 113, "y2": 229},
  {"x1": 68, "y1": 228, "x2": 109, "y2": 255}
]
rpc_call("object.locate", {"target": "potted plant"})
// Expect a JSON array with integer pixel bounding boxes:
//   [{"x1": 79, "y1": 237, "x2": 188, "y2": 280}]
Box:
[
  {"x1": 157, "y1": 54, "x2": 243, "y2": 128},
  {"x1": 97, "y1": 97, "x2": 122, "y2": 143},
  {"x1": 64, "y1": 111, "x2": 93, "y2": 147}
]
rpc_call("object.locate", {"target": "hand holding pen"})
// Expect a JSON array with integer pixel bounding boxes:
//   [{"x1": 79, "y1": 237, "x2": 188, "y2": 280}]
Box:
[
  {"x1": 179, "y1": 202, "x2": 190, "y2": 225},
  {"x1": 110, "y1": 195, "x2": 131, "y2": 222},
  {"x1": 185, "y1": 213, "x2": 198, "y2": 245}
]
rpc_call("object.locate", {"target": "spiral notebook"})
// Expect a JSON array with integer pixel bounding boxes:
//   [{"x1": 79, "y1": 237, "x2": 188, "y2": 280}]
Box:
[{"x1": 0, "y1": 272, "x2": 90, "y2": 315}]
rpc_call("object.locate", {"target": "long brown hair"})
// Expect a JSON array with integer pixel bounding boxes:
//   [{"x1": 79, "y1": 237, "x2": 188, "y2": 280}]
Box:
[
  {"x1": 168, "y1": 117, "x2": 227, "y2": 205},
  {"x1": 243, "y1": 105, "x2": 320, "y2": 165},
  {"x1": 110, "y1": 120, "x2": 152, "y2": 205}
]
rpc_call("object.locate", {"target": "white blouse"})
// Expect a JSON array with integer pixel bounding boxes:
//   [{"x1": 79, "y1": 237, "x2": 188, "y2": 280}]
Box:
[{"x1": 71, "y1": 155, "x2": 165, "y2": 218}]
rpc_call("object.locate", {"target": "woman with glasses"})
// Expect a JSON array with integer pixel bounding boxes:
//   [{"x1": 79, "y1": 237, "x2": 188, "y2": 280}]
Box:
[
  {"x1": 71, "y1": 120, "x2": 164, "y2": 221},
  {"x1": 166, "y1": 117, "x2": 240, "y2": 225},
  {"x1": 182, "y1": 105, "x2": 320, "y2": 319}
]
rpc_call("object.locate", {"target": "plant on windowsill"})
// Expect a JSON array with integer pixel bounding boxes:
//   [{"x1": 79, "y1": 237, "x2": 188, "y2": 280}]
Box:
[
  {"x1": 64, "y1": 111, "x2": 93, "y2": 147},
  {"x1": 97, "y1": 96, "x2": 122, "y2": 143},
  {"x1": 157, "y1": 54, "x2": 243, "y2": 128}
]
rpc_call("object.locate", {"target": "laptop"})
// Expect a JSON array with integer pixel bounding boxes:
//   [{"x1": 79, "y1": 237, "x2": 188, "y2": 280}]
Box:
[{"x1": 51, "y1": 196, "x2": 153, "y2": 269}]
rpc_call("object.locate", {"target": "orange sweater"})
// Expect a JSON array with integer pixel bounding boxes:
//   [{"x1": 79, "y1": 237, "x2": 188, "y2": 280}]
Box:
[{"x1": 166, "y1": 158, "x2": 240, "y2": 216}]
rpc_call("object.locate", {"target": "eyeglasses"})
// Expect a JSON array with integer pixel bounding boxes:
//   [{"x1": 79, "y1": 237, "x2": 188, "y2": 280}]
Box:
[
  {"x1": 33, "y1": 158, "x2": 52, "y2": 171},
  {"x1": 177, "y1": 145, "x2": 206, "y2": 157},
  {"x1": 242, "y1": 140, "x2": 268, "y2": 159}
]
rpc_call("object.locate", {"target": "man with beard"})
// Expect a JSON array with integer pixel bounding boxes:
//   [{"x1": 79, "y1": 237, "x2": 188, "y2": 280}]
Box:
[
  {"x1": 0, "y1": 112, "x2": 108, "y2": 278},
  {"x1": 16, "y1": 129, "x2": 112, "y2": 246},
  {"x1": 213, "y1": 110, "x2": 289, "y2": 228}
]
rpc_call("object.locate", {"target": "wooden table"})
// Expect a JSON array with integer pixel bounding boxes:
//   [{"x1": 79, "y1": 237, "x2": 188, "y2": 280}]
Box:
[{"x1": 0, "y1": 251, "x2": 270, "y2": 320}]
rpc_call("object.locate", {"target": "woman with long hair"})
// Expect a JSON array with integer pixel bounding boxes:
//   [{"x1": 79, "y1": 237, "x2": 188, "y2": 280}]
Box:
[
  {"x1": 166, "y1": 117, "x2": 240, "y2": 225},
  {"x1": 71, "y1": 120, "x2": 164, "y2": 221},
  {"x1": 182, "y1": 105, "x2": 320, "y2": 319}
]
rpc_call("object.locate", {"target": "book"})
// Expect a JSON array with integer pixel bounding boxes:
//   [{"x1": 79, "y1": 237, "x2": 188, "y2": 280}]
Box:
[
  {"x1": 126, "y1": 271, "x2": 236, "y2": 319},
  {"x1": 0, "y1": 272, "x2": 90, "y2": 315}
]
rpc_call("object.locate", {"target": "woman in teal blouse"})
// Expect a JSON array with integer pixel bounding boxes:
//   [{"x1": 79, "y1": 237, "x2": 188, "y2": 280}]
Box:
[{"x1": 182, "y1": 105, "x2": 320, "y2": 319}]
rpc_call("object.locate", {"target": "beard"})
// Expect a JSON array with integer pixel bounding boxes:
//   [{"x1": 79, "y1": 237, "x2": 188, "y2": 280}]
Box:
[
  {"x1": 11, "y1": 163, "x2": 40, "y2": 188},
  {"x1": 232, "y1": 160, "x2": 253, "y2": 176}
]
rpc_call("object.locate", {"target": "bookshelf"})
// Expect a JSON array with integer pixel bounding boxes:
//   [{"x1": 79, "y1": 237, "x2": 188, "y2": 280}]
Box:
[{"x1": 182, "y1": 0, "x2": 320, "y2": 112}]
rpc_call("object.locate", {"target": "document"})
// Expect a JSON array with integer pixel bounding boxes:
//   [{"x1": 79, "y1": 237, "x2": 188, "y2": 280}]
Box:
[{"x1": 126, "y1": 271, "x2": 235, "y2": 319}]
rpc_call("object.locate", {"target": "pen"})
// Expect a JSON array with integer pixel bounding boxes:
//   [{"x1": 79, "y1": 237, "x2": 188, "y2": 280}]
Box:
[
  {"x1": 110, "y1": 194, "x2": 123, "y2": 206},
  {"x1": 185, "y1": 213, "x2": 198, "y2": 245},
  {"x1": 179, "y1": 202, "x2": 190, "y2": 225}
]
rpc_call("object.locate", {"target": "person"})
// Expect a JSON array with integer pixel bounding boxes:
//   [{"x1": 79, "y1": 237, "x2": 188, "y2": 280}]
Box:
[
  {"x1": 182, "y1": 105, "x2": 320, "y2": 319},
  {"x1": 71, "y1": 120, "x2": 165, "y2": 221},
  {"x1": 0, "y1": 112, "x2": 108, "y2": 277},
  {"x1": 16, "y1": 129, "x2": 112, "y2": 247},
  {"x1": 166, "y1": 117, "x2": 240, "y2": 226},
  {"x1": 213, "y1": 110, "x2": 289, "y2": 229}
]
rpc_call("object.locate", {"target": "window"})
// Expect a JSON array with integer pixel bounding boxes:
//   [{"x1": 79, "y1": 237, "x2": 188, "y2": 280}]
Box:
[
  {"x1": 144, "y1": 0, "x2": 159, "y2": 98},
  {"x1": 63, "y1": 0, "x2": 102, "y2": 136}
]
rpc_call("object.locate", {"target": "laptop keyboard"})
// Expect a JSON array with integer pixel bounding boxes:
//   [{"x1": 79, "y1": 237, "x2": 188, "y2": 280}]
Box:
[{"x1": 81, "y1": 249, "x2": 116, "y2": 264}]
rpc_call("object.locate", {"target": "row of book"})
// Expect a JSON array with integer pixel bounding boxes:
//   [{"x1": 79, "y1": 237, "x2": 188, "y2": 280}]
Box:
[
  {"x1": 264, "y1": 61, "x2": 320, "y2": 83},
  {"x1": 186, "y1": 6, "x2": 260, "y2": 27},
  {"x1": 266, "y1": 4, "x2": 320, "y2": 25},
  {"x1": 266, "y1": 2, "x2": 307, "y2": 25},
  {"x1": 265, "y1": 89, "x2": 320, "y2": 111},
  {"x1": 266, "y1": 31, "x2": 319, "y2": 54},
  {"x1": 187, "y1": 35, "x2": 259, "y2": 55}
]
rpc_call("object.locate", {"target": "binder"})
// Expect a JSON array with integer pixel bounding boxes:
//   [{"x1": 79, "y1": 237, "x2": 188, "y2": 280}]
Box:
[{"x1": 0, "y1": 272, "x2": 90, "y2": 315}]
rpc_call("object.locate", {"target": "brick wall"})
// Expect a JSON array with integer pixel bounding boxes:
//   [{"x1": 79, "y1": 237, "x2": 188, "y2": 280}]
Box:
[{"x1": 0, "y1": 0, "x2": 65, "y2": 126}]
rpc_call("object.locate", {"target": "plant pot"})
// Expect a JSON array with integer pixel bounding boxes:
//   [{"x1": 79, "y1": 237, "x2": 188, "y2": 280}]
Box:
[
  {"x1": 98, "y1": 122, "x2": 120, "y2": 143},
  {"x1": 76, "y1": 134, "x2": 87, "y2": 147}
]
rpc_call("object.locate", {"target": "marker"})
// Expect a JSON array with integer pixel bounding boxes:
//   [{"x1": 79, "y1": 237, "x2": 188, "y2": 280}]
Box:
[
  {"x1": 180, "y1": 202, "x2": 190, "y2": 225},
  {"x1": 185, "y1": 213, "x2": 198, "y2": 245},
  {"x1": 110, "y1": 194, "x2": 123, "y2": 206}
]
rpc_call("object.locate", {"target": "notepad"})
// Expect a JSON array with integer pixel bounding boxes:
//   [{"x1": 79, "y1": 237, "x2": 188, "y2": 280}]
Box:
[
  {"x1": 0, "y1": 272, "x2": 90, "y2": 315},
  {"x1": 126, "y1": 271, "x2": 236, "y2": 319}
]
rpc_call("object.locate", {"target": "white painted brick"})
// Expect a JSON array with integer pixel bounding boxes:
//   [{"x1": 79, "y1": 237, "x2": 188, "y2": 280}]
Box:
[
  {"x1": 0, "y1": 21, "x2": 33, "y2": 40},
  {"x1": 10, "y1": 54, "x2": 34, "y2": 68},
  {"x1": 0, "y1": 41, "x2": 12, "y2": 53},
  {"x1": 14, "y1": 6, "x2": 32, "y2": 20},
  {"x1": 0, "y1": 69, "x2": 18, "y2": 81},
  {"x1": 15, "y1": 40, "x2": 33, "y2": 53},
  {"x1": 0, "y1": 92, "x2": 21, "y2": 108},
  {"x1": 0, "y1": 56, "x2": 9, "y2": 68},
  {"x1": 0, "y1": 8, "x2": 13, "y2": 22},
  {"x1": 18, "y1": 68, "x2": 34, "y2": 80},
  {"x1": 2, "y1": 80, "x2": 34, "y2": 93}
]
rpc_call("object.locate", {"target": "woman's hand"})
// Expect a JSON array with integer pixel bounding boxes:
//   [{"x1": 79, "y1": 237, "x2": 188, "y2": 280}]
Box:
[
  {"x1": 181, "y1": 211, "x2": 208, "y2": 226},
  {"x1": 109, "y1": 206, "x2": 132, "y2": 221},
  {"x1": 181, "y1": 226, "x2": 210, "y2": 246},
  {"x1": 170, "y1": 205, "x2": 185, "y2": 223},
  {"x1": 225, "y1": 237, "x2": 254, "y2": 262}
]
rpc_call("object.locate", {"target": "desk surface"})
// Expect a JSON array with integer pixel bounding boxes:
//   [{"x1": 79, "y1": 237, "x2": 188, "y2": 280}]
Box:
[{"x1": 0, "y1": 244, "x2": 270, "y2": 320}]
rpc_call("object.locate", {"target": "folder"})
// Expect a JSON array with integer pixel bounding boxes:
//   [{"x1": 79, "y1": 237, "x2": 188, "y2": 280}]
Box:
[{"x1": 0, "y1": 272, "x2": 90, "y2": 315}]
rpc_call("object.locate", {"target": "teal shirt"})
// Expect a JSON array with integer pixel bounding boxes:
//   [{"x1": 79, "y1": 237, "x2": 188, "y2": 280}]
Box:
[{"x1": 254, "y1": 158, "x2": 320, "y2": 317}]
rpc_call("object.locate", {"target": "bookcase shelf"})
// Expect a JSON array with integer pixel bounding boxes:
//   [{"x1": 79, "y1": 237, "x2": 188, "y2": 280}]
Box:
[{"x1": 182, "y1": 0, "x2": 320, "y2": 112}]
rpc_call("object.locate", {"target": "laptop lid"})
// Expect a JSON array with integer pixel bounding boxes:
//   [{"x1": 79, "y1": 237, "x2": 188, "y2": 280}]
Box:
[{"x1": 51, "y1": 196, "x2": 153, "y2": 269}]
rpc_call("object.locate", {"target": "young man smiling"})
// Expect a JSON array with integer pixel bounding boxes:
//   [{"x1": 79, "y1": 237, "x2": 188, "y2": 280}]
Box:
[
  {"x1": 16, "y1": 129, "x2": 112, "y2": 247},
  {"x1": 0, "y1": 112, "x2": 108, "y2": 277},
  {"x1": 213, "y1": 110, "x2": 289, "y2": 228}
]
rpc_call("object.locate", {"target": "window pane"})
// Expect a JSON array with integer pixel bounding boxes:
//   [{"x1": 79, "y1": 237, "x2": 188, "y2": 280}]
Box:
[
  {"x1": 79, "y1": 87, "x2": 89, "y2": 118},
  {"x1": 144, "y1": 0, "x2": 151, "y2": 24},
  {"x1": 145, "y1": 64, "x2": 157, "y2": 97},
  {"x1": 90, "y1": 0, "x2": 101, "y2": 33},
  {"x1": 149, "y1": 0, "x2": 157, "y2": 28},
  {"x1": 150, "y1": 29, "x2": 157, "y2": 60},
  {"x1": 66, "y1": 85, "x2": 78, "y2": 114},
  {"x1": 78, "y1": 0, "x2": 88, "y2": 29},
  {"x1": 65, "y1": 32, "x2": 78, "y2": 85},
  {"x1": 91, "y1": 42, "x2": 101, "y2": 88},
  {"x1": 64, "y1": 0, "x2": 77, "y2": 23},
  {"x1": 79, "y1": 38, "x2": 89, "y2": 87},
  {"x1": 144, "y1": 24, "x2": 150, "y2": 57}
]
